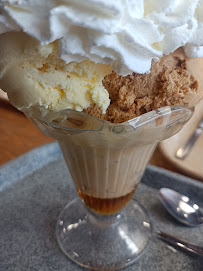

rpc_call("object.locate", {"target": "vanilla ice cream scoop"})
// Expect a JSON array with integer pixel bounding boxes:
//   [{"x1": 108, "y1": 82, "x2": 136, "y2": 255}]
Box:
[{"x1": 0, "y1": 32, "x2": 112, "y2": 120}]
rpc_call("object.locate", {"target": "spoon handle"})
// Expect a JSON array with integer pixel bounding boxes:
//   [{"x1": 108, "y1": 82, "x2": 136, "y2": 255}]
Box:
[
  {"x1": 175, "y1": 126, "x2": 203, "y2": 160},
  {"x1": 157, "y1": 231, "x2": 203, "y2": 257}
]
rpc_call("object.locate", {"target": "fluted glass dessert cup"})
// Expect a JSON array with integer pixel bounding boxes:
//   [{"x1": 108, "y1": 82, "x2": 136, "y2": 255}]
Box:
[{"x1": 27, "y1": 106, "x2": 193, "y2": 270}]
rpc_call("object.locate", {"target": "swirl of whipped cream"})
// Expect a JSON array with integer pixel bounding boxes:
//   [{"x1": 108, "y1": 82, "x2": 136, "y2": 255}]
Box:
[{"x1": 0, "y1": 0, "x2": 202, "y2": 75}]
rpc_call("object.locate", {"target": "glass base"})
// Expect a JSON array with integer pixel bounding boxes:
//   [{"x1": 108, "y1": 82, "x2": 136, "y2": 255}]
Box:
[{"x1": 56, "y1": 197, "x2": 151, "y2": 270}]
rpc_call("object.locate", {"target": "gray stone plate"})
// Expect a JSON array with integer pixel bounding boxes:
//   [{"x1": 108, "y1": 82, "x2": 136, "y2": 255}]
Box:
[{"x1": 0, "y1": 142, "x2": 202, "y2": 271}]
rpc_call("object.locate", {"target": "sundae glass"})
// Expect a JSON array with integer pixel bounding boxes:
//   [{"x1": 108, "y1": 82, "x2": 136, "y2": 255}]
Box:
[
  {"x1": 27, "y1": 105, "x2": 193, "y2": 270},
  {"x1": 1, "y1": 2, "x2": 202, "y2": 269}
]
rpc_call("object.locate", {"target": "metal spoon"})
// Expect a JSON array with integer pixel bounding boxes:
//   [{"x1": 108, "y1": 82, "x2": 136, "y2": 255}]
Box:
[
  {"x1": 159, "y1": 188, "x2": 203, "y2": 226},
  {"x1": 158, "y1": 188, "x2": 203, "y2": 256},
  {"x1": 175, "y1": 117, "x2": 203, "y2": 160},
  {"x1": 157, "y1": 231, "x2": 203, "y2": 256}
]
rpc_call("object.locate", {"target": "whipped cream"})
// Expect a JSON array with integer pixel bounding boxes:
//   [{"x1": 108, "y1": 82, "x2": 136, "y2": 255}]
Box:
[{"x1": 0, "y1": 0, "x2": 203, "y2": 75}]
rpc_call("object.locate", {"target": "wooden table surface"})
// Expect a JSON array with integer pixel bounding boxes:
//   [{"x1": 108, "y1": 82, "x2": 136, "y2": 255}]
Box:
[
  {"x1": 0, "y1": 97, "x2": 190, "y2": 177},
  {"x1": 0, "y1": 99, "x2": 53, "y2": 165}
]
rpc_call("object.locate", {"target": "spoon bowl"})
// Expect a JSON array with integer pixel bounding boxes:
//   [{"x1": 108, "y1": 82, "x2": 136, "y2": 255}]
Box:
[{"x1": 159, "y1": 188, "x2": 203, "y2": 226}]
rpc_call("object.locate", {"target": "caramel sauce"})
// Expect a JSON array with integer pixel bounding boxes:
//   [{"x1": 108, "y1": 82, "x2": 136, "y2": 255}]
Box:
[{"x1": 78, "y1": 186, "x2": 137, "y2": 215}]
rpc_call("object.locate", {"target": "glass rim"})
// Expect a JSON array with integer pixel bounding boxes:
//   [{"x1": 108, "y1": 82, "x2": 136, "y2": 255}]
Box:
[{"x1": 30, "y1": 105, "x2": 194, "y2": 133}]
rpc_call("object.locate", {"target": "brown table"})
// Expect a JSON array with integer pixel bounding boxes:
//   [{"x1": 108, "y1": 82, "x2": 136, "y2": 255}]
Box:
[
  {"x1": 0, "y1": 98, "x2": 181, "y2": 174},
  {"x1": 0, "y1": 99, "x2": 54, "y2": 165}
]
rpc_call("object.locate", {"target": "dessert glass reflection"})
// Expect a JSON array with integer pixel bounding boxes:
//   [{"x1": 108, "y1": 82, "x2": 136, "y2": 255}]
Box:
[{"x1": 27, "y1": 105, "x2": 193, "y2": 270}]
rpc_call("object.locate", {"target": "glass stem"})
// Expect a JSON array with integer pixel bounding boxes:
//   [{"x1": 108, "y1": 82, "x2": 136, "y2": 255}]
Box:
[{"x1": 86, "y1": 207, "x2": 124, "y2": 227}]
